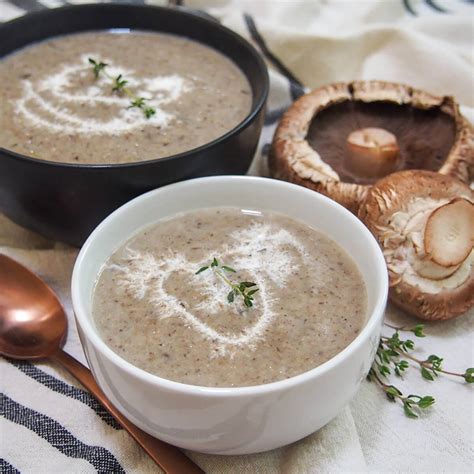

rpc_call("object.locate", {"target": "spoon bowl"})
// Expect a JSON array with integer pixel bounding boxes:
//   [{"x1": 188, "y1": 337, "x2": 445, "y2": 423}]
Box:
[{"x1": 0, "y1": 254, "x2": 67, "y2": 359}]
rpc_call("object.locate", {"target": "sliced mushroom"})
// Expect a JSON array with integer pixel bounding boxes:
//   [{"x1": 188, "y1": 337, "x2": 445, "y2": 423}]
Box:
[
  {"x1": 270, "y1": 81, "x2": 473, "y2": 213},
  {"x1": 412, "y1": 259, "x2": 461, "y2": 281},
  {"x1": 424, "y1": 198, "x2": 474, "y2": 267},
  {"x1": 359, "y1": 170, "x2": 473, "y2": 320}
]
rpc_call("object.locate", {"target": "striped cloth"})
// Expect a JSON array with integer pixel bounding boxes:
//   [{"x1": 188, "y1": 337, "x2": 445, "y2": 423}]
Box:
[{"x1": 1, "y1": 1, "x2": 473, "y2": 472}]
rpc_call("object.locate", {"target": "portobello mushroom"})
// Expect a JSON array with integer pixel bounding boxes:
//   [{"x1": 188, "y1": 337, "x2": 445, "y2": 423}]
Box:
[
  {"x1": 358, "y1": 170, "x2": 473, "y2": 320},
  {"x1": 270, "y1": 81, "x2": 473, "y2": 213}
]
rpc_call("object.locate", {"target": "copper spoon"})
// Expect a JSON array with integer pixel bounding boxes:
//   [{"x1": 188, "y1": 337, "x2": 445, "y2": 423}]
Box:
[{"x1": 0, "y1": 254, "x2": 203, "y2": 474}]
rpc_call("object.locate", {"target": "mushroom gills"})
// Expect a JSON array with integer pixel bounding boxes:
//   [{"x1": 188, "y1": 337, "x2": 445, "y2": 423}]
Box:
[{"x1": 306, "y1": 101, "x2": 457, "y2": 185}]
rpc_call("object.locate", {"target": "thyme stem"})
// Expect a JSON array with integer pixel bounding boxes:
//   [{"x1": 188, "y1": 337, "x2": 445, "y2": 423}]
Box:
[
  {"x1": 380, "y1": 339, "x2": 466, "y2": 378},
  {"x1": 384, "y1": 323, "x2": 407, "y2": 331},
  {"x1": 212, "y1": 266, "x2": 234, "y2": 288}
]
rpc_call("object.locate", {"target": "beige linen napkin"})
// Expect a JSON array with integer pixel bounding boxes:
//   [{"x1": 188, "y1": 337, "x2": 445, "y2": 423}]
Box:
[{"x1": 1, "y1": 0, "x2": 473, "y2": 472}]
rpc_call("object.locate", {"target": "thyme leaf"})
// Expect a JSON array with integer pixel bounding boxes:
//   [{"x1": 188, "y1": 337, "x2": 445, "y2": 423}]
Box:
[
  {"x1": 112, "y1": 74, "x2": 128, "y2": 92},
  {"x1": 144, "y1": 107, "x2": 156, "y2": 119},
  {"x1": 88, "y1": 58, "x2": 108, "y2": 78}
]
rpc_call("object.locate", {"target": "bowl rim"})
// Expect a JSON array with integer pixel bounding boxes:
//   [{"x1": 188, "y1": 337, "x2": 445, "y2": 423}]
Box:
[
  {"x1": 72, "y1": 176, "x2": 388, "y2": 396},
  {"x1": 0, "y1": 3, "x2": 269, "y2": 169}
]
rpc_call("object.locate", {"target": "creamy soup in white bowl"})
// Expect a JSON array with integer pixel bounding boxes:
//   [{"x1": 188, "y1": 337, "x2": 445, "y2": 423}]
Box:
[
  {"x1": 72, "y1": 176, "x2": 388, "y2": 454},
  {"x1": 93, "y1": 207, "x2": 367, "y2": 387}
]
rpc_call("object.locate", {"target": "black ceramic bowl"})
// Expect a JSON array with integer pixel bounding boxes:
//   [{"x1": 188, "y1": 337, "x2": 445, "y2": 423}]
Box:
[{"x1": 0, "y1": 4, "x2": 268, "y2": 246}]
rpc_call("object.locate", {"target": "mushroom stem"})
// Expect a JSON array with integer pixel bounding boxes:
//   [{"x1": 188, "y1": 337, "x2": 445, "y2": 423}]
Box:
[{"x1": 345, "y1": 127, "x2": 400, "y2": 179}]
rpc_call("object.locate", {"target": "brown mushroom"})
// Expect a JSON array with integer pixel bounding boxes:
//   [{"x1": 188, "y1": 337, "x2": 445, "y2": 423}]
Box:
[
  {"x1": 359, "y1": 170, "x2": 474, "y2": 320},
  {"x1": 270, "y1": 81, "x2": 473, "y2": 213}
]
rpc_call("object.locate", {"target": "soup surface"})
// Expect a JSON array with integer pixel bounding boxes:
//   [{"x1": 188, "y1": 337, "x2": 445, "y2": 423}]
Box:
[
  {"x1": 0, "y1": 32, "x2": 251, "y2": 164},
  {"x1": 92, "y1": 207, "x2": 368, "y2": 387}
]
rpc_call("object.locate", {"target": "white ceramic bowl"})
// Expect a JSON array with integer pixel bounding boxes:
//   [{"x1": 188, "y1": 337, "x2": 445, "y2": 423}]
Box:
[{"x1": 72, "y1": 176, "x2": 388, "y2": 455}]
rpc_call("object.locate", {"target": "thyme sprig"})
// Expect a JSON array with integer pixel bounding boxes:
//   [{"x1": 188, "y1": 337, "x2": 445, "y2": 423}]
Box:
[
  {"x1": 368, "y1": 323, "x2": 474, "y2": 418},
  {"x1": 88, "y1": 58, "x2": 156, "y2": 119},
  {"x1": 368, "y1": 370, "x2": 435, "y2": 418},
  {"x1": 196, "y1": 257, "x2": 259, "y2": 308}
]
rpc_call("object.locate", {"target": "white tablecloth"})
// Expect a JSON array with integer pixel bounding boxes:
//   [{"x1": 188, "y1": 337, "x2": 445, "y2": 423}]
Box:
[{"x1": 1, "y1": 0, "x2": 473, "y2": 472}]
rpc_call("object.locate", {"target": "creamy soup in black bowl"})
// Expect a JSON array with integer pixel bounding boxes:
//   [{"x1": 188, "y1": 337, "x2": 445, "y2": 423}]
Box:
[
  {"x1": 0, "y1": 31, "x2": 252, "y2": 164},
  {"x1": 0, "y1": 4, "x2": 268, "y2": 245}
]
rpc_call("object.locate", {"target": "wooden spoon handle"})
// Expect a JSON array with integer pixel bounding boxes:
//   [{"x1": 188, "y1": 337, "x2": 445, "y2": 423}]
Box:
[{"x1": 52, "y1": 349, "x2": 203, "y2": 474}]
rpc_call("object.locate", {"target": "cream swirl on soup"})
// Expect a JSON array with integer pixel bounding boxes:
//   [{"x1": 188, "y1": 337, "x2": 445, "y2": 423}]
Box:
[{"x1": 15, "y1": 54, "x2": 190, "y2": 135}]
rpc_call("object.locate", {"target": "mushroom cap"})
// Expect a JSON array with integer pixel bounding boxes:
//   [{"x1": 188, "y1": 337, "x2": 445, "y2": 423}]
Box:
[
  {"x1": 270, "y1": 81, "x2": 473, "y2": 214},
  {"x1": 359, "y1": 170, "x2": 473, "y2": 320}
]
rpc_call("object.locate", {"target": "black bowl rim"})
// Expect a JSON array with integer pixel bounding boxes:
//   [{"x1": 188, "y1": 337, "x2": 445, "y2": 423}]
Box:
[{"x1": 0, "y1": 3, "x2": 269, "y2": 170}]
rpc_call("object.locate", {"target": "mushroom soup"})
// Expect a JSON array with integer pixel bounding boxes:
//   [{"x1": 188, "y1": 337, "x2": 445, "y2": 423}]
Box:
[
  {"x1": 0, "y1": 31, "x2": 252, "y2": 164},
  {"x1": 92, "y1": 207, "x2": 368, "y2": 387}
]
